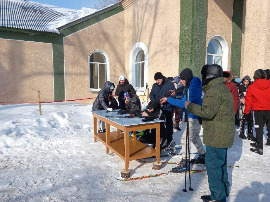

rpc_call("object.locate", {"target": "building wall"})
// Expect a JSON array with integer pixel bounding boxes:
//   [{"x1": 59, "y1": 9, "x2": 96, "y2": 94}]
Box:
[
  {"x1": 206, "y1": 0, "x2": 234, "y2": 72},
  {"x1": 124, "y1": 0, "x2": 180, "y2": 90},
  {"x1": 0, "y1": 39, "x2": 54, "y2": 103},
  {"x1": 63, "y1": 12, "x2": 125, "y2": 101},
  {"x1": 241, "y1": 0, "x2": 270, "y2": 79}
]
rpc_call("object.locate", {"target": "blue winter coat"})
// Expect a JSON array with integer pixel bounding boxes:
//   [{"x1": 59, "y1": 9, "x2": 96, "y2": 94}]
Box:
[
  {"x1": 150, "y1": 77, "x2": 175, "y2": 112},
  {"x1": 167, "y1": 76, "x2": 202, "y2": 119}
]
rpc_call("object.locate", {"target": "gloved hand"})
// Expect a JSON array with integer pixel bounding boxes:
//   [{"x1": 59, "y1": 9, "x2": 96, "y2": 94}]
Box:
[{"x1": 107, "y1": 108, "x2": 113, "y2": 112}]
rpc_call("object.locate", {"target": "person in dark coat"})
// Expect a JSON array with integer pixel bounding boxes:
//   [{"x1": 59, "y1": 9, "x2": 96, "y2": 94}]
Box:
[
  {"x1": 238, "y1": 75, "x2": 255, "y2": 140},
  {"x1": 115, "y1": 75, "x2": 136, "y2": 110},
  {"x1": 92, "y1": 81, "x2": 115, "y2": 132},
  {"x1": 150, "y1": 72, "x2": 175, "y2": 148},
  {"x1": 264, "y1": 69, "x2": 270, "y2": 145},
  {"x1": 186, "y1": 64, "x2": 235, "y2": 202},
  {"x1": 245, "y1": 69, "x2": 270, "y2": 155}
]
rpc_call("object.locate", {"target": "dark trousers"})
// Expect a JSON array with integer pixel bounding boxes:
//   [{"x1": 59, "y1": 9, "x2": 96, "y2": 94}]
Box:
[
  {"x1": 266, "y1": 118, "x2": 270, "y2": 140},
  {"x1": 240, "y1": 111, "x2": 253, "y2": 135},
  {"x1": 254, "y1": 110, "x2": 270, "y2": 149},
  {"x1": 160, "y1": 110, "x2": 173, "y2": 143},
  {"x1": 206, "y1": 146, "x2": 229, "y2": 202}
]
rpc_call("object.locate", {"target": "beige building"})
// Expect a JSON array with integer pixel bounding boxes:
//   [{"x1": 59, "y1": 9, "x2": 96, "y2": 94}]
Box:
[{"x1": 0, "y1": 0, "x2": 269, "y2": 103}]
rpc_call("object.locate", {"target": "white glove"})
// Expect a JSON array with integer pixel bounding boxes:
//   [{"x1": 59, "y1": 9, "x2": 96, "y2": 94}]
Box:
[{"x1": 107, "y1": 108, "x2": 113, "y2": 111}]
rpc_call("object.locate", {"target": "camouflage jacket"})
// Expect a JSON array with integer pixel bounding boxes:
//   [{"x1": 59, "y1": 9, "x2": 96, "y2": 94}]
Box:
[{"x1": 187, "y1": 77, "x2": 235, "y2": 148}]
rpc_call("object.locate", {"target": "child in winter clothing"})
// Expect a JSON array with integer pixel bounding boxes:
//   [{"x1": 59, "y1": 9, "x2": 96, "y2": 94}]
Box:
[{"x1": 238, "y1": 75, "x2": 255, "y2": 140}]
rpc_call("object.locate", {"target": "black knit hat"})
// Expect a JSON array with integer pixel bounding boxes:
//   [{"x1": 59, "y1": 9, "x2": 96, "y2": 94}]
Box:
[
  {"x1": 223, "y1": 71, "x2": 231, "y2": 78},
  {"x1": 179, "y1": 68, "x2": 193, "y2": 82},
  {"x1": 154, "y1": 72, "x2": 164, "y2": 80},
  {"x1": 254, "y1": 69, "x2": 267, "y2": 80},
  {"x1": 265, "y1": 69, "x2": 270, "y2": 80}
]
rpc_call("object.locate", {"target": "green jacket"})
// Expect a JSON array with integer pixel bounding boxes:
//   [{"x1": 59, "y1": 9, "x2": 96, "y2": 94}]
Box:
[{"x1": 187, "y1": 77, "x2": 235, "y2": 148}]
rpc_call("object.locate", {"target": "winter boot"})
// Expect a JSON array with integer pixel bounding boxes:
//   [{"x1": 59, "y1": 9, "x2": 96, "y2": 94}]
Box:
[
  {"x1": 201, "y1": 195, "x2": 218, "y2": 202},
  {"x1": 250, "y1": 148, "x2": 263, "y2": 155},
  {"x1": 247, "y1": 133, "x2": 256, "y2": 141},
  {"x1": 190, "y1": 153, "x2": 205, "y2": 164},
  {"x1": 265, "y1": 139, "x2": 270, "y2": 146},
  {"x1": 171, "y1": 159, "x2": 189, "y2": 173},
  {"x1": 239, "y1": 132, "x2": 247, "y2": 139}
]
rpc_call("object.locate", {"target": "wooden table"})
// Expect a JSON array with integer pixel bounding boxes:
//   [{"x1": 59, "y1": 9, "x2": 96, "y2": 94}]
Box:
[{"x1": 92, "y1": 110, "x2": 163, "y2": 177}]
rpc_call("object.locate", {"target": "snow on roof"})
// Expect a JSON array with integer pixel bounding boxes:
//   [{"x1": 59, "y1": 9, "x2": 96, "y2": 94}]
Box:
[{"x1": 0, "y1": 0, "x2": 97, "y2": 34}]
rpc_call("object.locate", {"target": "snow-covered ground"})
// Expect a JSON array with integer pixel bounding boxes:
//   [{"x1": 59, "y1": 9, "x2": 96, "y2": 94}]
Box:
[{"x1": 0, "y1": 103, "x2": 269, "y2": 201}]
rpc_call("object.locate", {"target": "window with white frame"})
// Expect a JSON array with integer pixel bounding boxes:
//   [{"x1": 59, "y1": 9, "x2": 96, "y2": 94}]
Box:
[
  {"x1": 89, "y1": 51, "x2": 107, "y2": 90},
  {"x1": 206, "y1": 36, "x2": 228, "y2": 70},
  {"x1": 135, "y1": 50, "x2": 145, "y2": 88},
  {"x1": 207, "y1": 38, "x2": 223, "y2": 66},
  {"x1": 129, "y1": 42, "x2": 148, "y2": 93}
]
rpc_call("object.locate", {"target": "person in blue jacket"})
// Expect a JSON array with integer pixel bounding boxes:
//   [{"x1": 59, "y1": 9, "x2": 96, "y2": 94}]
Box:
[
  {"x1": 149, "y1": 72, "x2": 175, "y2": 148},
  {"x1": 161, "y1": 68, "x2": 205, "y2": 171}
]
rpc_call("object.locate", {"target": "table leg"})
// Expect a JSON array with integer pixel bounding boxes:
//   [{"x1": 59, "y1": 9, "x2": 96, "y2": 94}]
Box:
[
  {"x1": 124, "y1": 130, "x2": 130, "y2": 172},
  {"x1": 156, "y1": 123, "x2": 160, "y2": 163},
  {"x1": 94, "y1": 116, "x2": 97, "y2": 142},
  {"x1": 106, "y1": 123, "x2": 110, "y2": 154}
]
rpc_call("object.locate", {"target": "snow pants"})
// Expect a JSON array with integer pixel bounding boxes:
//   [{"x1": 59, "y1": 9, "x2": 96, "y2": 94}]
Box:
[
  {"x1": 181, "y1": 119, "x2": 205, "y2": 159},
  {"x1": 206, "y1": 146, "x2": 229, "y2": 202},
  {"x1": 254, "y1": 110, "x2": 270, "y2": 149}
]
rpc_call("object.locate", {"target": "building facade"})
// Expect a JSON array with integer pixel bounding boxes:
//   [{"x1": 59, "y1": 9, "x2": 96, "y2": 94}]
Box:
[{"x1": 0, "y1": 0, "x2": 268, "y2": 103}]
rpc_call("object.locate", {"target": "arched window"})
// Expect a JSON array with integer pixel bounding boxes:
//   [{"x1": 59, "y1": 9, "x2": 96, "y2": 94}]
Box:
[
  {"x1": 206, "y1": 36, "x2": 228, "y2": 70},
  {"x1": 130, "y1": 42, "x2": 148, "y2": 92},
  {"x1": 89, "y1": 51, "x2": 109, "y2": 90},
  {"x1": 135, "y1": 50, "x2": 145, "y2": 88}
]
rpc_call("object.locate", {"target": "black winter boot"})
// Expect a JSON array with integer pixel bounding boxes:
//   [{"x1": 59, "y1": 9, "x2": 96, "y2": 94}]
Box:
[
  {"x1": 250, "y1": 148, "x2": 263, "y2": 155},
  {"x1": 239, "y1": 132, "x2": 247, "y2": 139},
  {"x1": 201, "y1": 195, "x2": 218, "y2": 202},
  {"x1": 247, "y1": 133, "x2": 256, "y2": 141},
  {"x1": 265, "y1": 139, "x2": 270, "y2": 146},
  {"x1": 190, "y1": 153, "x2": 205, "y2": 164}
]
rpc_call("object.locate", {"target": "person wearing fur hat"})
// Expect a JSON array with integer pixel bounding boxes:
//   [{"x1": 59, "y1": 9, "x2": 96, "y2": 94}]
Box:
[
  {"x1": 238, "y1": 75, "x2": 255, "y2": 140},
  {"x1": 150, "y1": 72, "x2": 175, "y2": 148},
  {"x1": 161, "y1": 68, "x2": 205, "y2": 170},
  {"x1": 245, "y1": 69, "x2": 270, "y2": 155},
  {"x1": 223, "y1": 71, "x2": 239, "y2": 115},
  {"x1": 115, "y1": 75, "x2": 136, "y2": 110}
]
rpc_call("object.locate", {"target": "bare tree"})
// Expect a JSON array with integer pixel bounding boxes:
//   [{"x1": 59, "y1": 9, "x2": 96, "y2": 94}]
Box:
[{"x1": 94, "y1": 0, "x2": 121, "y2": 9}]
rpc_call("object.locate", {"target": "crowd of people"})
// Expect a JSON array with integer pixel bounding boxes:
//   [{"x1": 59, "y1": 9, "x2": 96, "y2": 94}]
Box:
[{"x1": 92, "y1": 66, "x2": 270, "y2": 202}]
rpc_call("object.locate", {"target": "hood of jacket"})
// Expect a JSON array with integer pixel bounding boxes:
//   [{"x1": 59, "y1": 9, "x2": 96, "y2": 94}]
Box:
[
  {"x1": 253, "y1": 79, "x2": 270, "y2": 90},
  {"x1": 103, "y1": 81, "x2": 114, "y2": 93}
]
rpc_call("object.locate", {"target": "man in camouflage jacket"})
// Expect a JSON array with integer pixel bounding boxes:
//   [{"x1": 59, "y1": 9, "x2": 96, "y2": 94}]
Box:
[{"x1": 185, "y1": 64, "x2": 235, "y2": 202}]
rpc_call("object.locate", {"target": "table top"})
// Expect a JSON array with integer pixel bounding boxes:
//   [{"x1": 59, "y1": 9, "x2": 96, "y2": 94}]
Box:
[{"x1": 92, "y1": 110, "x2": 164, "y2": 127}]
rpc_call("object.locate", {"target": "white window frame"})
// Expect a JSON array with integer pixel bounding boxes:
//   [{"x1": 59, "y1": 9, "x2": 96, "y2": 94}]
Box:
[
  {"x1": 89, "y1": 50, "x2": 110, "y2": 92},
  {"x1": 129, "y1": 42, "x2": 148, "y2": 95},
  {"x1": 207, "y1": 35, "x2": 228, "y2": 71}
]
